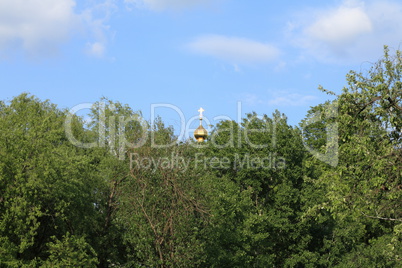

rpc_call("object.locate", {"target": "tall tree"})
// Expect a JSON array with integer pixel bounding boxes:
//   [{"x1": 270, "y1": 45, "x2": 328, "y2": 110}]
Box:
[
  {"x1": 304, "y1": 46, "x2": 402, "y2": 266},
  {"x1": 0, "y1": 94, "x2": 100, "y2": 267},
  {"x1": 117, "y1": 118, "x2": 208, "y2": 267},
  {"x1": 200, "y1": 111, "x2": 311, "y2": 267}
]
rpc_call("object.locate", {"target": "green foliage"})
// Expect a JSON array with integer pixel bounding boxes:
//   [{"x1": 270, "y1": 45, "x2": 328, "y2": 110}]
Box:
[
  {"x1": 42, "y1": 233, "x2": 98, "y2": 267},
  {"x1": 0, "y1": 94, "x2": 100, "y2": 266},
  {"x1": 200, "y1": 111, "x2": 311, "y2": 267},
  {"x1": 303, "y1": 46, "x2": 402, "y2": 266},
  {"x1": 0, "y1": 46, "x2": 401, "y2": 267},
  {"x1": 325, "y1": 46, "x2": 401, "y2": 222},
  {"x1": 0, "y1": 94, "x2": 120, "y2": 267},
  {"x1": 118, "y1": 120, "x2": 208, "y2": 267}
]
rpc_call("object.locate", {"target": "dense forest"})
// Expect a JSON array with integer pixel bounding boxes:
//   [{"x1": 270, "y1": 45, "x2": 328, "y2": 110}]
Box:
[{"x1": 0, "y1": 47, "x2": 401, "y2": 267}]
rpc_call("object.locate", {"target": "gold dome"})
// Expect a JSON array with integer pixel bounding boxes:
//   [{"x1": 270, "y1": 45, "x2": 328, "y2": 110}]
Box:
[
  {"x1": 194, "y1": 107, "x2": 207, "y2": 142},
  {"x1": 194, "y1": 125, "x2": 208, "y2": 142}
]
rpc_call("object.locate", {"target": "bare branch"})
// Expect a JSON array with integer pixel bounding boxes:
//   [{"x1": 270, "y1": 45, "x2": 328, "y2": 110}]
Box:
[{"x1": 361, "y1": 212, "x2": 402, "y2": 222}]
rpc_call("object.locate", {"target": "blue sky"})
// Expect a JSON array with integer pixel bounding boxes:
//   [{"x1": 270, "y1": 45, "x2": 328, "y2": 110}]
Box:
[{"x1": 1, "y1": 0, "x2": 402, "y2": 135}]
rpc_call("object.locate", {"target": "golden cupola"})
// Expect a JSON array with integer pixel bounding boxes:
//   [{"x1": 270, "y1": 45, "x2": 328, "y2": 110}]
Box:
[{"x1": 194, "y1": 107, "x2": 208, "y2": 142}]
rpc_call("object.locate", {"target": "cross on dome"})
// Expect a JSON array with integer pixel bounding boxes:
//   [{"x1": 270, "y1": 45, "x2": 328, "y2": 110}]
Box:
[{"x1": 198, "y1": 107, "x2": 205, "y2": 118}]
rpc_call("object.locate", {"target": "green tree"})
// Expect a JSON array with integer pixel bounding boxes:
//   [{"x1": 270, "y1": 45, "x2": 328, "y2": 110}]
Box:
[
  {"x1": 117, "y1": 118, "x2": 208, "y2": 267},
  {"x1": 200, "y1": 111, "x2": 311, "y2": 267},
  {"x1": 85, "y1": 98, "x2": 147, "y2": 267},
  {"x1": 42, "y1": 233, "x2": 98, "y2": 267},
  {"x1": 0, "y1": 94, "x2": 101, "y2": 267},
  {"x1": 304, "y1": 46, "x2": 402, "y2": 266}
]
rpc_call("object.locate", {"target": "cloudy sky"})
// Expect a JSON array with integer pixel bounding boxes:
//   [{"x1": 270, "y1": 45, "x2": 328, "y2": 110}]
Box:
[{"x1": 1, "y1": 0, "x2": 402, "y2": 134}]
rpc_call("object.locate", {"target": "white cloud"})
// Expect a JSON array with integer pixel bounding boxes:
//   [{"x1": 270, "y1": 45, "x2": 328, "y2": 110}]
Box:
[
  {"x1": 124, "y1": 0, "x2": 210, "y2": 11},
  {"x1": 268, "y1": 93, "x2": 317, "y2": 107},
  {"x1": 306, "y1": 4, "x2": 372, "y2": 45},
  {"x1": 0, "y1": 0, "x2": 114, "y2": 59},
  {"x1": 290, "y1": 0, "x2": 402, "y2": 63},
  {"x1": 187, "y1": 35, "x2": 280, "y2": 64},
  {"x1": 241, "y1": 92, "x2": 317, "y2": 107},
  {"x1": 242, "y1": 93, "x2": 263, "y2": 106},
  {"x1": 0, "y1": 0, "x2": 77, "y2": 57},
  {"x1": 80, "y1": 1, "x2": 116, "y2": 58},
  {"x1": 86, "y1": 42, "x2": 106, "y2": 57}
]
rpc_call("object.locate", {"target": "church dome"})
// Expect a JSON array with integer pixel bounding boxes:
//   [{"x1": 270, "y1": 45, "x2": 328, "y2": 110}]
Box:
[
  {"x1": 194, "y1": 125, "x2": 208, "y2": 142},
  {"x1": 194, "y1": 107, "x2": 207, "y2": 142}
]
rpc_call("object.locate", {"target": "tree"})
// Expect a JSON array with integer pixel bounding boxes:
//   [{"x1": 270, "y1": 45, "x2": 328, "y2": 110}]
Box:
[
  {"x1": 116, "y1": 118, "x2": 208, "y2": 267},
  {"x1": 41, "y1": 233, "x2": 98, "y2": 267},
  {"x1": 2, "y1": 46, "x2": 400, "y2": 267},
  {"x1": 200, "y1": 111, "x2": 312, "y2": 267},
  {"x1": 0, "y1": 94, "x2": 100, "y2": 267},
  {"x1": 304, "y1": 46, "x2": 402, "y2": 266}
]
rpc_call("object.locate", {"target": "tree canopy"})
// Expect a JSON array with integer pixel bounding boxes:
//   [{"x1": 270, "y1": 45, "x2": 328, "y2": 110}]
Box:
[{"x1": 0, "y1": 47, "x2": 401, "y2": 267}]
